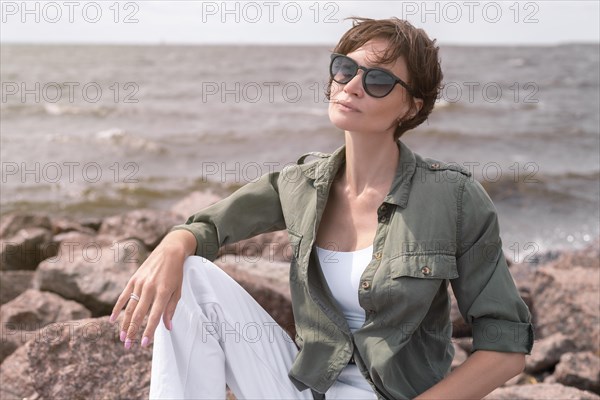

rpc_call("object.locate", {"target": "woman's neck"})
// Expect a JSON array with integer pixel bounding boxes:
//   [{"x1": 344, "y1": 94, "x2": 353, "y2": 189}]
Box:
[{"x1": 341, "y1": 131, "x2": 400, "y2": 198}]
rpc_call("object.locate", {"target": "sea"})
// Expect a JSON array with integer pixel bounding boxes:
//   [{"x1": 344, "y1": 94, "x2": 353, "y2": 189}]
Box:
[{"x1": 1, "y1": 43, "x2": 598, "y2": 262}]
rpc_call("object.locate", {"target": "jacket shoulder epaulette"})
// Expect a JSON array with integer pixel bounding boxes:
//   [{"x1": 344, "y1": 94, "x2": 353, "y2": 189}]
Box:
[
  {"x1": 297, "y1": 151, "x2": 332, "y2": 165},
  {"x1": 419, "y1": 157, "x2": 472, "y2": 177}
]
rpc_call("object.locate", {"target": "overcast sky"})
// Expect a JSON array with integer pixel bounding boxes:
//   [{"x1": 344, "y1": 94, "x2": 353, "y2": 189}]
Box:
[{"x1": 1, "y1": 0, "x2": 599, "y2": 45}]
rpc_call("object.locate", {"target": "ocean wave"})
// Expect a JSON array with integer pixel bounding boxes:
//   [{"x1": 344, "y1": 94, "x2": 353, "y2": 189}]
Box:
[
  {"x1": 0, "y1": 102, "x2": 118, "y2": 118},
  {"x1": 480, "y1": 170, "x2": 600, "y2": 204},
  {"x1": 94, "y1": 128, "x2": 168, "y2": 154}
]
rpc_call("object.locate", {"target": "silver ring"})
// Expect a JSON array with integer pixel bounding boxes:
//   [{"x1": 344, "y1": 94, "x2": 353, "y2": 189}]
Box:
[{"x1": 129, "y1": 293, "x2": 140, "y2": 302}]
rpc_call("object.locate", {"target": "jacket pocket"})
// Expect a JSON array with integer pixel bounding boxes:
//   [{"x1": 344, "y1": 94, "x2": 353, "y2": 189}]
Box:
[{"x1": 388, "y1": 253, "x2": 458, "y2": 280}]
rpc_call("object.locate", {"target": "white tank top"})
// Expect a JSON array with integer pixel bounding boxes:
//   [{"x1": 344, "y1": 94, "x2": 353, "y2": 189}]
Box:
[{"x1": 315, "y1": 244, "x2": 373, "y2": 333}]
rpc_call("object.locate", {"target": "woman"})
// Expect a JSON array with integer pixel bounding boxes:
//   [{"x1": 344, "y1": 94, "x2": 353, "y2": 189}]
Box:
[{"x1": 110, "y1": 17, "x2": 534, "y2": 400}]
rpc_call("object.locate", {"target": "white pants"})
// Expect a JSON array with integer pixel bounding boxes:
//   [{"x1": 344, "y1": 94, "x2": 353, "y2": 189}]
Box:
[{"x1": 149, "y1": 256, "x2": 378, "y2": 400}]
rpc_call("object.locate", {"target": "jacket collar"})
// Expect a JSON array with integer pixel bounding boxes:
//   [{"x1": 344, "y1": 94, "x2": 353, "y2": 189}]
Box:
[{"x1": 306, "y1": 140, "x2": 417, "y2": 209}]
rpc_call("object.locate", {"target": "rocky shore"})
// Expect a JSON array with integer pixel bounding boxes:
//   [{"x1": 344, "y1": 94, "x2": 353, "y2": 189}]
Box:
[{"x1": 1, "y1": 190, "x2": 599, "y2": 400}]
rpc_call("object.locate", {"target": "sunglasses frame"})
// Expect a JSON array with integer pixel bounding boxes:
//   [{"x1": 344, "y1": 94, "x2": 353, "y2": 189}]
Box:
[{"x1": 329, "y1": 53, "x2": 416, "y2": 98}]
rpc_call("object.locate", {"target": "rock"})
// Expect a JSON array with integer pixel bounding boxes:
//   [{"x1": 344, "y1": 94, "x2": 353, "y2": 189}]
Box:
[
  {"x1": 532, "y1": 260, "x2": 599, "y2": 353},
  {"x1": 0, "y1": 213, "x2": 51, "y2": 239},
  {"x1": 0, "y1": 344, "x2": 39, "y2": 400},
  {"x1": 26, "y1": 316, "x2": 152, "y2": 399},
  {"x1": 34, "y1": 239, "x2": 148, "y2": 316},
  {"x1": 215, "y1": 257, "x2": 295, "y2": 338},
  {"x1": 553, "y1": 352, "x2": 600, "y2": 394},
  {"x1": 0, "y1": 227, "x2": 57, "y2": 270},
  {"x1": 0, "y1": 289, "x2": 91, "y2": 363},
  {"x1": 170, "y1": 190, "x2": 223, "y2": 219},
  {"x1": 550, "y1": 241, "x2": 600, "y2": 270},
  {"x1": 525, "y1": 332, "x2": 578, "y2": 373},
  {"x1": 0, "y1": 270, "x2": 34, "y2": 305},
  {"x1": 50, "y1": 216, "x2": 97, "y2": 236},
  {"x1": 502, "y1": 373, "x2": 538, "y2": 386},
  {"x1": 52, "y1": 230, "x2": 97, "y2": 248},
  {"x1": 484, "y1": 383, "x2": 600, "y2": 399},
  {"x1": 452, "y1": 336, "x2": 473, "y2": 354},
  {"x1": 98, "y1": 209, "x2": 181, "y2": 249},
  {"x1": 448, "y1": 284, "x2": 471, "y2": 337},
  {"x1": 451, "y1": 341, "x2": 468, "y2": 370},
  {"x1": 218, "y1": 230, "x2": 292, "y2": 264}
]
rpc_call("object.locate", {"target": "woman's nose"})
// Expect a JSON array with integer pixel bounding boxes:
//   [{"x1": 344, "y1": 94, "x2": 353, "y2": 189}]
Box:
[{"x1": 343, "y1": 70, "x2": 364, "y2": 97}]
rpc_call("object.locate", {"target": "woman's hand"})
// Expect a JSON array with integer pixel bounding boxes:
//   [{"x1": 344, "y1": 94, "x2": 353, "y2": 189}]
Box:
[{"x1": 109, "y1": 229, "x2": 197, "y2": 349}]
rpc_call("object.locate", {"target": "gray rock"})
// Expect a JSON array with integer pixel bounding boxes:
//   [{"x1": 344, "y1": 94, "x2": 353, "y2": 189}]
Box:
[
  {"x1": 0, "y1": 270, "x2": 34, "y2": 305},
  {"x1": 553, "y1": 352, "x2": 600, "y2": 394},
  {"x1": 98, "y1": 208, "x2": 181, "y2": 250},
  {"x1": 215, "y1": 257, "x2": 295, "y2": 338},
  {"x1": 34, "y1": 238, "x2": 148, "y2": 316},
  {"x1": 0, "y1": 213, "x2": 51, "y2": 239},
  {"x1": 0, "y1": 227, "x2": 56, "y2": 270},
  {"x1": 525, "y1": 332, "x2": 578, "y2": 373},
  {"x1": 532, "y1": 248, "x2": 599, "y2": 354},
  {"x1": 50, "y1": 216, "x2": 97, "y2": 236}
]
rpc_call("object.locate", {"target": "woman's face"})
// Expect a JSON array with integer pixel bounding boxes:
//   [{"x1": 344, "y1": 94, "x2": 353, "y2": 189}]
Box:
[{"x1": 328, "y1": 38, "x2": 421, "y2": 138}]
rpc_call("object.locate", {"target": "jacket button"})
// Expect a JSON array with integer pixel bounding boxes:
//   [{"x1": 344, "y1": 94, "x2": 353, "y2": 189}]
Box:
[
  {"x1": 378, "y1": 215, "x2": 388, "y2": 223},
  {"x1": 421, "y1": 266, "x2": 431, "y2": 275},
  {"x1": 374, "y1": 252, "x2": 382, "y2": 260},
  {"x1": 430, "y1": 163, "x2": 440, "y2": 169},
  {"x1": 378, "y1": 204, "x2": 387, "y2": 213},
  {"x1": 361, "y1": 281, "x2": 371, "y2": 289}
]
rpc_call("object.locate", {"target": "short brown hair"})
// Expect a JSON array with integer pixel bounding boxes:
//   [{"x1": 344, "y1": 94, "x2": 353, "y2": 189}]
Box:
[{"x1": 325, "y1": 17, "x2": 443, "y2": 141}]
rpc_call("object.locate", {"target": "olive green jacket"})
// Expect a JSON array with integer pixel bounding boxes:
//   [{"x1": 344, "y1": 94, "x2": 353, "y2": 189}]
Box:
[{"x1": 171, "y1": 140, "x2": 535, "y2": 400}]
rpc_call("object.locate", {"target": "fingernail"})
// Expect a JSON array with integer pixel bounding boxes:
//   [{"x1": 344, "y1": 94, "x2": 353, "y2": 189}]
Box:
[
  {"x1": 124, "y1": 338, "x2": 132, "y2": 350},
  {"x1": 109, "y1": 313, "x2": 116, "y2": 323},
  {"x1": 141, "y1": 336, "x2": 149, "y2": 347},
  {"x1": 120, "y1": 330, "x2": 127, "y2": 342}
]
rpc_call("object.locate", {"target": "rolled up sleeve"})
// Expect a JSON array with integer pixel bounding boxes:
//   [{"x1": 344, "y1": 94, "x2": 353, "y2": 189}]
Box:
[
  {"x1": 451, "y1": 177, "x2": 535, "y2": 355},
  {"x1": 170, "y1": 171, "x2": 286, "y2": 261}
]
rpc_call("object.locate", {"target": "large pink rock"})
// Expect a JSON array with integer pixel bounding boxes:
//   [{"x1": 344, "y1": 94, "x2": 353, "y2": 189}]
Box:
[
  {"x1": 0, "y1": 344, "x2": 38, "y2": 400},
  {"x1": 1, "y1": 316, "x2": 152, "y2": 400},
  {"x1": 0, "y1": 289, "x2": 91, "y2": 363}
]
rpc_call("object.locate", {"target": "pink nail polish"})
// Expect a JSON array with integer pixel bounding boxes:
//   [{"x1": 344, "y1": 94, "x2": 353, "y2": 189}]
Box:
[
  {"x1": 109, "y1": 313, "x2": 116, "y2": 323},
  {"x1": 141, "y1": 336, "x2": 149, "y2": 347},
  {"x1": 120, "y1": 330, "x2": 127, "y2": 342},
  {"x1": 124, "y1": 338, "x2": 132, "y2": 349}
]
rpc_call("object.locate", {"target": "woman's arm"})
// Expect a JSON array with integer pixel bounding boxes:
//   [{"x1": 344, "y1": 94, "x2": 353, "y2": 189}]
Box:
[{"x1": 414, "y1": 350, "x2": 525, "y2": 399}]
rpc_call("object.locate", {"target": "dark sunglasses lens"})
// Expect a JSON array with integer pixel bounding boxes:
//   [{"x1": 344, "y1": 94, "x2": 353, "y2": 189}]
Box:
[
  {"x1": 364, "y1": 69, "x2": 396, "y2": 97},
  {"x1": 330, "y1": 56, "x2": 357, "y2": 84}
]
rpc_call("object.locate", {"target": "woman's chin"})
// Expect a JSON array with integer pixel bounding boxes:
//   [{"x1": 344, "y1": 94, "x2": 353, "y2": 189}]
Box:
[{"x1": 328, "y1": 114, "x2": 361, "y2": 132}]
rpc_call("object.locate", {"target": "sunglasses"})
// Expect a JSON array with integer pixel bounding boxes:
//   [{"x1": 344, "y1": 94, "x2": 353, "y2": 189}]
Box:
[{"x1": 329, "y1": 53, "x2": 416, "y2": 98}]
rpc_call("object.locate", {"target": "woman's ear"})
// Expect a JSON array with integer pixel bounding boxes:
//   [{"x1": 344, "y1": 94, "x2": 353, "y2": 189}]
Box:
[{"x1": 412, "y1": 97, "x2": 424, "y2": 117}]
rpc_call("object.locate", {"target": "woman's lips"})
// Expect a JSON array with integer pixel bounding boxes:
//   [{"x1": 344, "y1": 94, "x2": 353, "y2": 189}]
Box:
[{"x1": 336, "y1": 101, "x2": 360, "y2": 112}]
